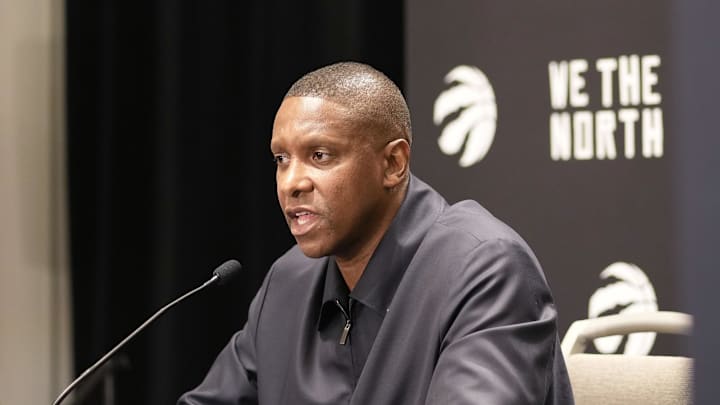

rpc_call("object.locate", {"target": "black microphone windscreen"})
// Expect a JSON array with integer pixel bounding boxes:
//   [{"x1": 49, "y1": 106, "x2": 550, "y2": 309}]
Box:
[{"x1": 213, "y1": 259, "x2": 243, "y2": 285}]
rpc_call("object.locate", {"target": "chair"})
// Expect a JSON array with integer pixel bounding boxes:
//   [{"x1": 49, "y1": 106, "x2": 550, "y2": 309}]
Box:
[{"x1": 561, "y1": 311, "x2": 693, "y2": 405}]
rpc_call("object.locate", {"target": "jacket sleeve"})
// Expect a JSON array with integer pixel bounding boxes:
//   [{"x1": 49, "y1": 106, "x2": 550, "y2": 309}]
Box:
[
  {"x1": 178, "y1": 270, "x2": 274, "y2": 405},
  {"x1": 424, "y1": 239, "x2": 572, "y2": 405}
]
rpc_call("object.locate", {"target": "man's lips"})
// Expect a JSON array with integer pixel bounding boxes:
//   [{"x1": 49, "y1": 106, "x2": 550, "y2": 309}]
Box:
[{"x1": 285, "y1": 208, "x2": 319, "y2": 236}]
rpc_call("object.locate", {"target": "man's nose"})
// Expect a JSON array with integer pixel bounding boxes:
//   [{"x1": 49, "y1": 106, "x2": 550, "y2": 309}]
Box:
[{"x1": 279, "y1": 160, "x2": 313, "y2": 198}]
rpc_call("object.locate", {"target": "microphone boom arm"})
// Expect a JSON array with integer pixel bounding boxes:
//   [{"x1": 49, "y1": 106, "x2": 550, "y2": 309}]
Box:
[{"x1": 53, "y1": 259, "x2": 241, "y2": 405}]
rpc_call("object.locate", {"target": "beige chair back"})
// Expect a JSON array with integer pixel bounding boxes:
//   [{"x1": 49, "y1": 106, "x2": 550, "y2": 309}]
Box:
[{"x1": 561, "y1": 311, "x2": 693, "y2": 405}]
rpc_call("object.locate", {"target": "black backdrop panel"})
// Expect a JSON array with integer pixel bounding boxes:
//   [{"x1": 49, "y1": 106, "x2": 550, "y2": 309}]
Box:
[
  {"x1": 407, "y1": 1, "x2": 680, "y2": 354},
  {"x1": 66, "y1": 1, "x2": 403, "y2": 403}
]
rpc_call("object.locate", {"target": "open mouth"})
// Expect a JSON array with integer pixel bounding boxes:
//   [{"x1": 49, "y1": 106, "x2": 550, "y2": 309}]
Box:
[
  {"x1": 295, "y1": 211, "x2": 314, "y2": 225},
  {"x1": 287, "y1": 209, "x2": 319, "y2": 236}
]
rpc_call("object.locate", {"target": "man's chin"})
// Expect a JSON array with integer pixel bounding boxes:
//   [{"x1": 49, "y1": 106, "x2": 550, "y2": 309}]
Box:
[{"x1": 296, "y1": 240, "x2": 329, "y2": 259}]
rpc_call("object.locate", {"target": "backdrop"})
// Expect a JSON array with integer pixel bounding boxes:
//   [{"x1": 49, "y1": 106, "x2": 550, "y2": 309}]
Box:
[
  {"x1": 405, "y1": 4, "x2": 720, "y2": 403},
  {"x1": 66, "y1": 1, "x2": 402, "y2": 403},
  {"x1": 406, "y1": 0, "x2": 683, "y2": 356}
]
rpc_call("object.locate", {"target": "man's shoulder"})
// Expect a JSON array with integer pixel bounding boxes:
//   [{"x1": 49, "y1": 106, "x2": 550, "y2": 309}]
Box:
[
  {"x1": 433, "y1": 199, "x2": 527, "y2": 248},
  {"x1": 417, "y1": 197, "x2": 550, "y2": 309}
]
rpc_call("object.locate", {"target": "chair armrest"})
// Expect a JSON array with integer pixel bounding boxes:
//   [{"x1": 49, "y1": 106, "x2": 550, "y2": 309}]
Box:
[{"x1": 561, "y1": 311, "x2": 693, "y2": 357}]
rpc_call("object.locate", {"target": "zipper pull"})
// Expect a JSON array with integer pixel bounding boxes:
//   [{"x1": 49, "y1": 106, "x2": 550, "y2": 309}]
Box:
[
  {"x1": 339, "y1": 319, "x2": 351, "y2": 345},
  {"x1": 335, "y1": 298, "x2": 352, "y2": 345}
]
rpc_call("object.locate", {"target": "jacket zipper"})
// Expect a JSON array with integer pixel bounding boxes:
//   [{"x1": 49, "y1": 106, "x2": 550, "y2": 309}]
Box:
[{"x1": 335, "y1": 298, "x2": 352, "y2": 345}]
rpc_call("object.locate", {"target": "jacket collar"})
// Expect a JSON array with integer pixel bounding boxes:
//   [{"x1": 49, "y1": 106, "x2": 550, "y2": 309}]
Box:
[{"x1": 319, "y1": 175, "x2": 447, "y2": 327}]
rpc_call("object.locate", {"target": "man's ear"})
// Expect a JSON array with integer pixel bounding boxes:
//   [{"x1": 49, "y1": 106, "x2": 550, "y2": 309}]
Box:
[{"x1": 382, "y1": 138, "x2": 410, "y2": 189}]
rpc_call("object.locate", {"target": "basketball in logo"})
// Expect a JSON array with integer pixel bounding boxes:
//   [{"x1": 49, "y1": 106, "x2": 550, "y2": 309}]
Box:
[
  {"x1": 433, "y1": 65, "x2": 497, "y2": 167},
  {"x1": 588, "y1": 262, "x2": 659, "y2": 355}
]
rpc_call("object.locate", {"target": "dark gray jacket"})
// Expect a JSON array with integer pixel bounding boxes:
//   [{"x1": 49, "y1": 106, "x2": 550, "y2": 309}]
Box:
[{"x1": 179, "y1": 175, "x2": 574, "y2": 404}]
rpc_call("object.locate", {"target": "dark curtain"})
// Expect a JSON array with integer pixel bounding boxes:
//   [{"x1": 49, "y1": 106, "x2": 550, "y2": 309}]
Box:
[{"x1": 65, "y1": 1, "x2": 403, "y2": 403}]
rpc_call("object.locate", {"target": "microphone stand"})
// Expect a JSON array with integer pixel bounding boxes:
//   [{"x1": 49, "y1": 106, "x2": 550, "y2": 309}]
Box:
[{"x1": 52, "y1": 266, "x2": 234, "y2": 405}]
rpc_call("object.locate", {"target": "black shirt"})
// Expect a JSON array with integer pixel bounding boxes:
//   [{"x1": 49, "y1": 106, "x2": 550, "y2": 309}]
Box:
[{"x1": 179, "y1": 175, "x2": 574, "y2": 404}]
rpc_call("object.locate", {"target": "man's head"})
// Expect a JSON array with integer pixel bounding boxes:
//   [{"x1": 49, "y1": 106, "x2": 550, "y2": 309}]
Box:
[
  {"x1": 271, "y1": 62, "x2": 411, "y2": 262},
  {"x1": 284, "y1": 62, "x2": 412, "y2": 145}
]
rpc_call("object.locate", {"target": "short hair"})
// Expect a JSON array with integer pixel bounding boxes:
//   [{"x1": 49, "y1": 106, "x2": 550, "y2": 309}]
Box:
[{"x1": 284, "y1": 62, "x2": 412, "y2": 145}]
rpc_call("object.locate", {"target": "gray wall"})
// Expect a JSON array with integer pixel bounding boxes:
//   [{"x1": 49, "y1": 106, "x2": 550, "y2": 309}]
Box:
[{"x1": 0, "y1": 0, "x2": 72, "y2": 402}]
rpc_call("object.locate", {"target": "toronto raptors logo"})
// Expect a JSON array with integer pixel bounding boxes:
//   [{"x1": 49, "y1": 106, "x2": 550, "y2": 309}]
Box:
[
  {"x1": 433, "y1": 65, "x2": 497, "y2": 167},
  {"x1": 588, "y1": 262, "x2": 659, "y2": 355}
]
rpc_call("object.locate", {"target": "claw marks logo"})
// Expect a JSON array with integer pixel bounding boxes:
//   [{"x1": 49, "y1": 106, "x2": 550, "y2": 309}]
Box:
[
  {"x1": 433, "y1": 65, "x2": 497, "y2": 167},
  {"x1": 548, "y1": 55, "x2": 664, "y2": 161},
  {"x1": 588, "y1": 262, "x2": 659, "y2": 355}
]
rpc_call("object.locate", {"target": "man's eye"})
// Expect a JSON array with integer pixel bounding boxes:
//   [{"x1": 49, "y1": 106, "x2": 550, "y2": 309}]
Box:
[
  {"x1": 312, "y1": 151, "x2": 328, "y2": 161},
  {"x1": 272, "y1": 154, "x2": 287, "y2": 164}
]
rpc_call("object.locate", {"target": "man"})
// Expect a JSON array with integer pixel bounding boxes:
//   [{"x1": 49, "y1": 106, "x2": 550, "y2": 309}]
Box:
[{"x1": 179, "y1": 62, "x2": 574, "y2": 404}]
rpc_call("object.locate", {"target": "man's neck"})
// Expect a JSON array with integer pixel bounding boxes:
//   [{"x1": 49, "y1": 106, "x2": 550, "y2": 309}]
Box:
[
  {"x1": 336, "y1": 249, "x2": 374, "y2": 291},
  {"x1": 335, "y1": 184, "x2": 408, "y2": 291}
]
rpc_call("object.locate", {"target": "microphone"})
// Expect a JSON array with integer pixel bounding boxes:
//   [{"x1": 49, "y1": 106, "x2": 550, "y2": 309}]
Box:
[{"x1": 52, "y1": 259, "x2": 243, "y2": 405}]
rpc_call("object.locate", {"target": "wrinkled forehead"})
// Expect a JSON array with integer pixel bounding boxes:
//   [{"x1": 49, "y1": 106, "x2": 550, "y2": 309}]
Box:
[
  {"x1": 279, "y1": 96, "x2": 350, "y2": 118},
  {"x1": 272, "y1": 96, "x2": 380, "y2": 142},
  {"x1": 273, "y1": 96, "x2": 351, "y2": 131},
  {"x1": 270, "y1": 97, "x2": 369, "y2": 148}
]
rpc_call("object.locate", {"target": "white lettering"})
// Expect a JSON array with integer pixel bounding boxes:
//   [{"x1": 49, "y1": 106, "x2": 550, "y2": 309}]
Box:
[
  {"x1": 548, "y1": 61, "x2": 569, "y2": 109},
  {"x1": 619, "y1": 55, "x2": 641, "y2": 106},
  {"x1": 642, "y1": 55, "x2": 662, "y2": 105},
  {"x1": 595, "y1": 110, "x2": 617, "y2": 160},
  {"x1": 642, "y1": 108, "x2": 663, "y2": 158},
  {"x1": 574, "y1": 111, "x2": 594, "y2": 160},
  {"x1": 547, "y1": 54, "x2": 664, "y2": 162},
  {"x1": 596, "y1": 58, "x2": 618, "y2": 108},
  {"x1": 550, "y1": 112, "x2": 572, "y2": 161},
  {"x1": 618, "y1": 108, "x2": 640, "y2": 159},
  {"x1": 569, "y1": 59, "x2": 589, "y2": 107}
]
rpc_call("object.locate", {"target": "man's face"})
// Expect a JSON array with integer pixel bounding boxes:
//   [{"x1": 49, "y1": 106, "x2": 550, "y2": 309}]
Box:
[{"x1": 271, "y1": 96, "x2": 390, "y2": 259}]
